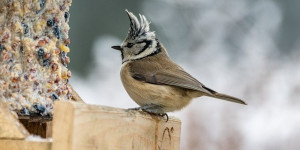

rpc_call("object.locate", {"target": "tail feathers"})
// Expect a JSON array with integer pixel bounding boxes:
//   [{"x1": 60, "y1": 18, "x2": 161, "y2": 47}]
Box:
[
  {"x1": 202, "y1": 86, "x2": 247, "y2": 105},
  {"x1": 210, "y1": 92, "x2": 247, "y2": 105}
]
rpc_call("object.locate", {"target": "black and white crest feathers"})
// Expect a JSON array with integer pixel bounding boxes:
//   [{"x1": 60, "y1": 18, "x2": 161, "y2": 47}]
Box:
[{"x1": 125, "y1": 10, "x2": 155, "y2": 40}]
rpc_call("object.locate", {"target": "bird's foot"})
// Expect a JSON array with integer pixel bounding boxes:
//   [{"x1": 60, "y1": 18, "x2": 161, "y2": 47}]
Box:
[{"x1": 128, "y1": 104, "x2": 169, "y2": 122}]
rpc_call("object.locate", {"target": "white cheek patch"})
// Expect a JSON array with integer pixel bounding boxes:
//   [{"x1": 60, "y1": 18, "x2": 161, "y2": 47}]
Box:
[{"x1": 134, "y1": 43, "x2": 146, "y2": 55}]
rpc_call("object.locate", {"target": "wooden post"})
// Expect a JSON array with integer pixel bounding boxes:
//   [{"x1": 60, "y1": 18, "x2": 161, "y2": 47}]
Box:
[{"x1": 52, "y1": 101, "x2": 181, "y2": 150}]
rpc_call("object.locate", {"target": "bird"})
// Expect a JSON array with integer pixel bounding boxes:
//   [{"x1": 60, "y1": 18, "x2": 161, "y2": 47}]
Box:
[{"x1": 111, "y1": 10, "x2": 247, "y2": 120}]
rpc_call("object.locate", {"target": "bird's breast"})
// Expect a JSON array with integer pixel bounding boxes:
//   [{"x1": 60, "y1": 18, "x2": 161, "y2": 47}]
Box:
[{"x1": 120, "y1": 62, "x2": 194, "y2": 112}]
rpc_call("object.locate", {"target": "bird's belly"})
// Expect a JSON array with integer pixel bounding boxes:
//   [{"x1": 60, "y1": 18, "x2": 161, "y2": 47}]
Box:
[{"x1": 121, "y1": 65, "x2": 193, "y2": 112}]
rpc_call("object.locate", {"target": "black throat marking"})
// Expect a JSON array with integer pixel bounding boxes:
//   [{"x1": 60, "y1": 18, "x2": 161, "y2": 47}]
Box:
[
  {"x1": 147, "y1": 41, "x2": 161, "y2": 57},
  {"x1": 137, "y1": 40, "x2": 161, "y2": 60}
]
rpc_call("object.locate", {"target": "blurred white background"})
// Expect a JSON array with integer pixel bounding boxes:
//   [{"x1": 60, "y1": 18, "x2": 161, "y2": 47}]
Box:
[{"x1": 68, "y1": 0, "x2": 300, "y2": 149}]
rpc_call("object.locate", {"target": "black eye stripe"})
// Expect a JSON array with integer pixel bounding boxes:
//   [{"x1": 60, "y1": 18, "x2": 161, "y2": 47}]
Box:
[
  {"x1": 126, "y1": 43, "x2": 134, "y2": 48},
  {"x1": 126, "y1": 40, "x2": 151, "y2": 49}
]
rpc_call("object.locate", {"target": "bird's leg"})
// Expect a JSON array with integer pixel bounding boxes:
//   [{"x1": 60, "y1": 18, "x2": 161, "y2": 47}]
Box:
[
  {"x1": 128, "y1": 104, "x2": 169, "y2": 122},
  {"x1": 128, "y1": 104, "x2": 162, "y2": 112}
]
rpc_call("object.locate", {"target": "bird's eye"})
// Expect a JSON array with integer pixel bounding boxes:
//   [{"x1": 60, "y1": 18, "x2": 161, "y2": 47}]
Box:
[{"x1": 126, "y1": 43, "x2": 134, "y2": 48}]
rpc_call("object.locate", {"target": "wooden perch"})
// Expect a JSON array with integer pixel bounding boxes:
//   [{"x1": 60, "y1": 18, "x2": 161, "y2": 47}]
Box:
[
  {"x1": 52, "y1": 101, "x2": 181, "y2": 150},
  {"x1": 0, "y1": 100, "x2": 182, "y2": 149}
]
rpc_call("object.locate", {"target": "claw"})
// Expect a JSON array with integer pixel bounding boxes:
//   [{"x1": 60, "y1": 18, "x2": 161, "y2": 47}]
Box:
[{"x1": 159, "y1": 113, "x2": 169, "y2": 122}]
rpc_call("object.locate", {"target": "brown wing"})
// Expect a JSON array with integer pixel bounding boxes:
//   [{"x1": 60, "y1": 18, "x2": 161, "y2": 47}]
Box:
[{"x1": 128, "y1": 54, "x2": 213, "y2": 95}]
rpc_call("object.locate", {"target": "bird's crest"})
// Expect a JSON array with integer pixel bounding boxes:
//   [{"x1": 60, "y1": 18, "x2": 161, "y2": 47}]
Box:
[{"x1": 125, "y1": 9, "x2": 155, "y2": 40}]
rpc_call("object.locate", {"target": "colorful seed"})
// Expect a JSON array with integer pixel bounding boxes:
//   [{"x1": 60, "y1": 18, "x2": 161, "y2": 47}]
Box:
[
  {"x1": 43, "y1": 59, "x2": 50, "y2": 66},
  {"x1": 12, "y1": 77, "x2": 18, "y2": 82},
  {"x1": 36, "y1": 0, "x2": 46, "y2": 14},
  {"x1": 40, "y1": 0, "x2": 46, "y2": 8},
  {"x1": 30, "y1": 68, "x2": 37, "y2": 73},
  {"x1": 54, "y1": 48, "x2": 60, "y2": 55},
  {"x1": 38, "y1": 48, "x2": 44, "y2": 58},
  {"x1": 20, "y1": 108, "x2": 29, "y2": 115},
  {"x1": 38, "y1": 39, "x2": 46, "y2": 46},
  {"x1": 44, "y1": 52, "x2": 51, "y2": 59},
  {"x1": 64, "y1": 12, "x2": 70, "y2": 22},
  {"x1": 60, "y1": 44, "x2": 70, "y2": 53},
  {"x1": 64, "y1": 38, "x2": 70, "y2": 45},
  {"x1": 51, "y1": 63, "x2": 58, "y2": 71},
  {"x1": 47, "y1": 19, "x2": 54, "y2": 27},
  {"x1": 65, "y1": 56, "x2": 70, "y2": 64},
  {"x1": 22, "y1": 23, "x2": 29, "y2": 35},
  {"x1": 66, "y1": 71, "x2": 71, "y2": 78},
  {"x1": 52, "y1": 93, "x2": 59, "y2": 100},
  {"x1": 24, "y1": 75, "x2": 28, "y2": 80},
  {"x1": 53, "y1": 25, "x2": 61, "y2": 39},
  {"x1": 33, "y1": 104, "x2": 46, "y2": 115},
  {"x1": 61, "y1": 51, "x2": 66, "y2": 66},
  {"x1": 55, "y1": 76, "x2": 61, "y2": 83}
]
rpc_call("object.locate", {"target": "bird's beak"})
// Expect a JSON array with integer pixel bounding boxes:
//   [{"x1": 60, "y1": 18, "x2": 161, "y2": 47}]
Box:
[{"x1": 111, "y1": 46, "x2": 123, "y2": 51}]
